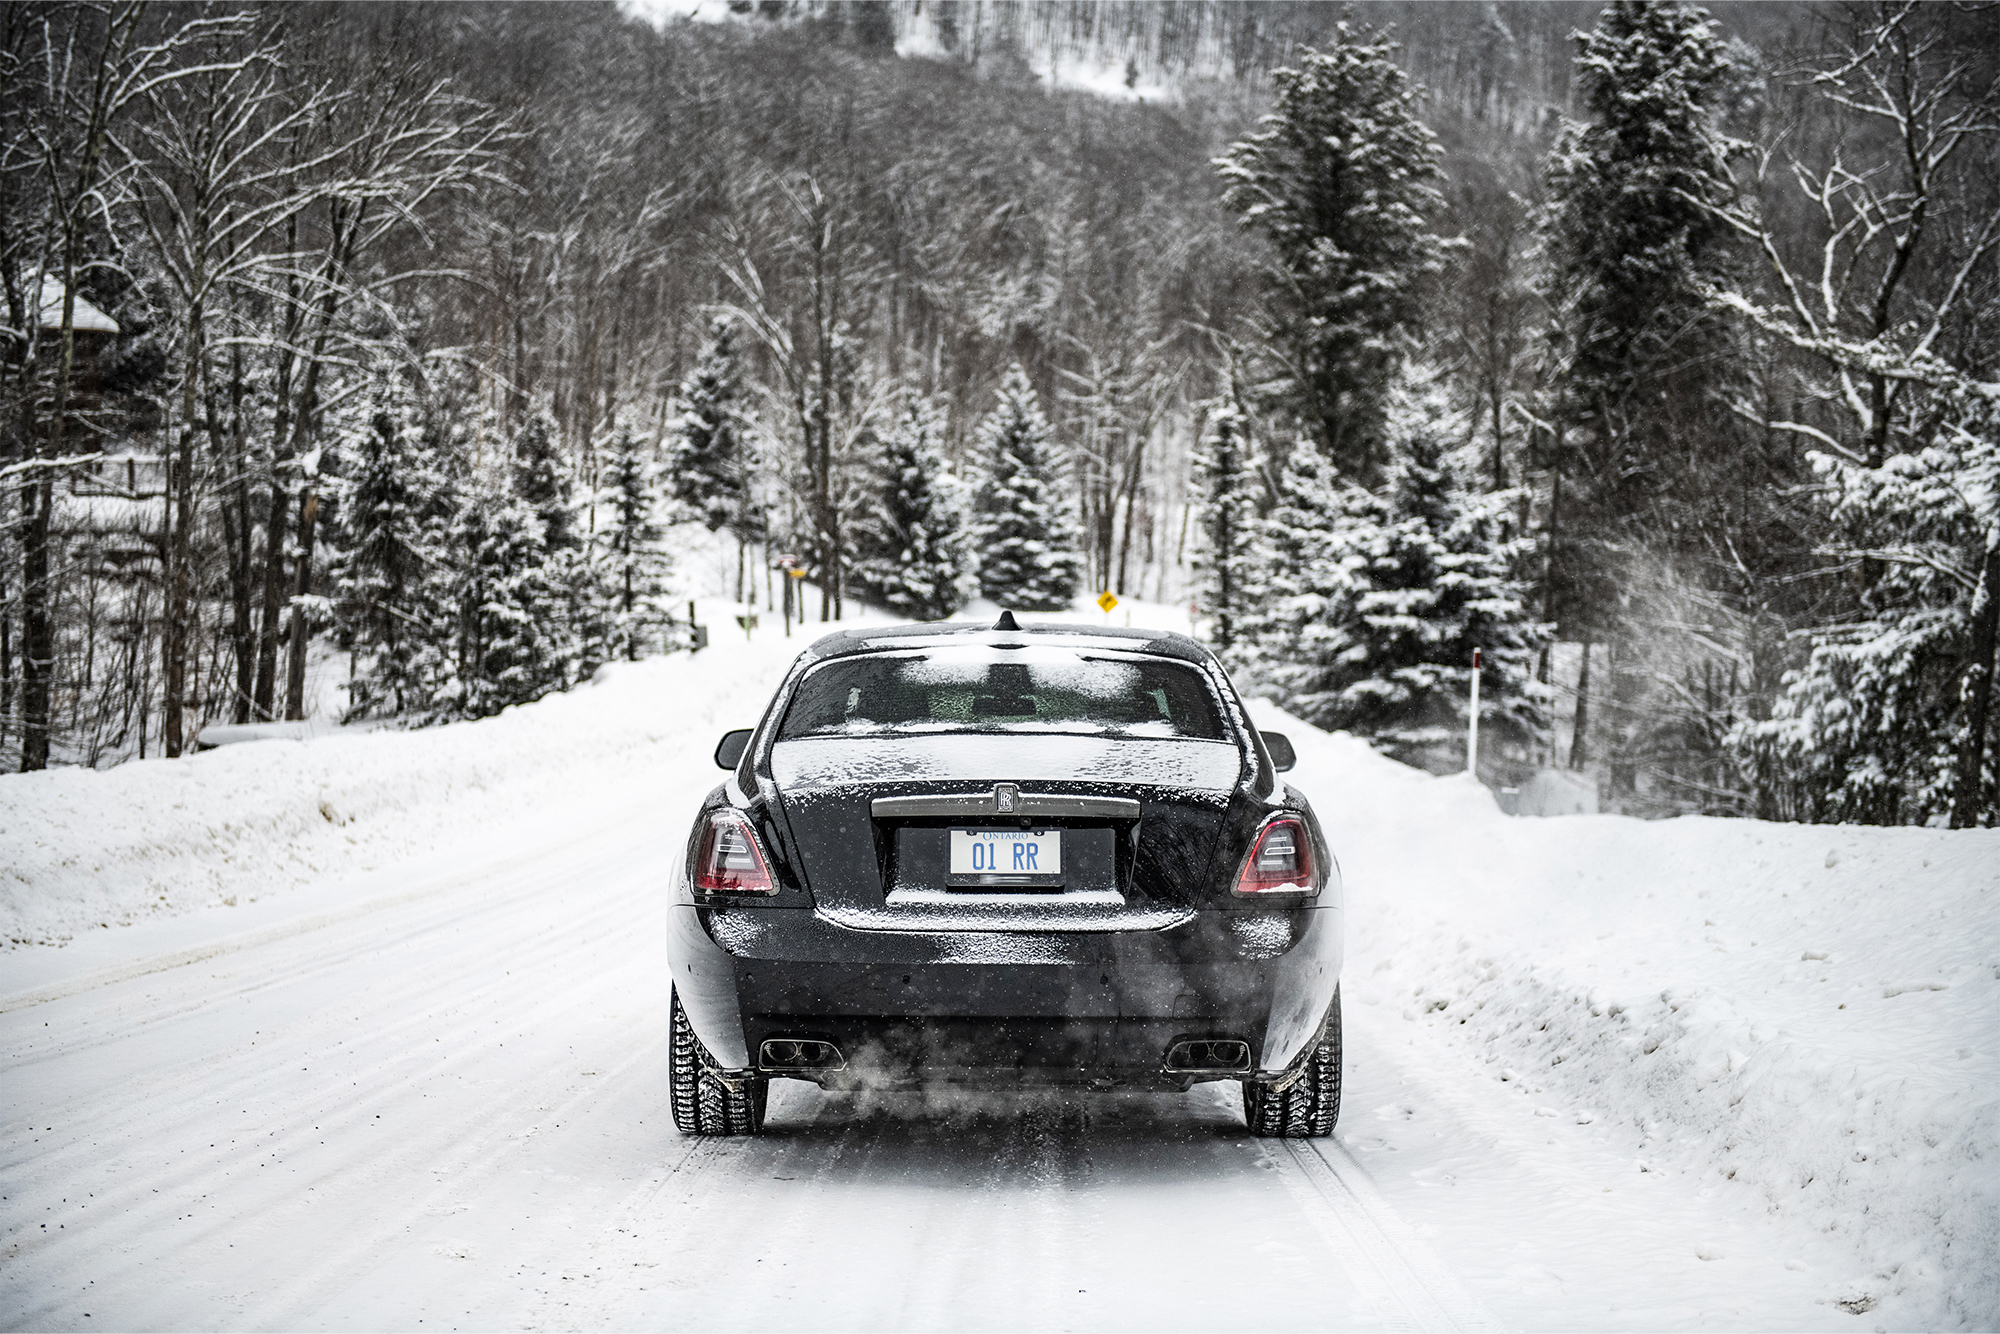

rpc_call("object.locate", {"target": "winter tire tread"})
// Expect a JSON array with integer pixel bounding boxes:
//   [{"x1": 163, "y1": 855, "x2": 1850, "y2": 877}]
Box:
[
  {"x1": 1244, "y1": 987, "x2": 1341, "y2": 1138},
  {"x1": 670, "y1": 989, "x2": 765, "y2": 1136}
]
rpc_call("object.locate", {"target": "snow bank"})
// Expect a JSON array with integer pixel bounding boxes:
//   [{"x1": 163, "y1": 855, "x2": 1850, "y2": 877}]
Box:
[
  {"x1": 1260, "y1": 702, "x2": 2000, "y2": 1329},
  {"x1": 0, "y1": 623, "x2": 804, "y2": 950}
]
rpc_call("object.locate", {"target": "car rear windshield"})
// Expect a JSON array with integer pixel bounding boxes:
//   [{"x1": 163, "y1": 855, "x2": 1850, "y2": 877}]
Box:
[{"x1": 777, "y1": 647, "x2": 1229, "y2": 741}]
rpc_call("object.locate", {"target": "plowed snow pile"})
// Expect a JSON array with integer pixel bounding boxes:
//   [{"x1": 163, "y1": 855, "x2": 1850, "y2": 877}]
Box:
[{"x1": 1255, "y1": 701, "x2": 2000, "y2": 1329}]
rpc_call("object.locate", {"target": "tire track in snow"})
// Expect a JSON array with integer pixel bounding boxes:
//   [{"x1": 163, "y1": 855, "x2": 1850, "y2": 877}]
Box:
[
  {"x1": 227, "y1": 1028, "x2": 673, "y2": 1331},
  {"x1": 550, "y1": 1083, "x2": 1488, "y2": 1332},
  {"x1": 1276, "y1": 1136, "x2": 1504, "y2": 1333},
  {"x1": 523, "y1": 1128, "x2": 730, "y2": 1322},
  {"x1": 521, "y1": 1085, "x2": 851, "y2": 1328}
]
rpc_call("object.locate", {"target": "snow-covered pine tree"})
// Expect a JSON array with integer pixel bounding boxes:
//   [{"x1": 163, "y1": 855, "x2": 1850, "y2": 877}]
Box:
[
  {"x1": 1214, "y1": 20, "x2": 1446, "y2": 481},
  {"x1": 1226, "y1": 432, "x2": 1358, "y2": 723},
  {"x1": 1731, "y1": 382, "x2": 2000, "y2": 827},
  {"x1": 971, "y1": 366, "x2": 1084, "y2": 612},
  {"x1": 1542, "y1": 2, "x2": 1736, "y2": 400},
  {"x1": 1537, "y1": 0, "x2": 1739, "y2": 644},
  {"x1": 330, "y1": 393, "x2": 446, "y2": 719},
  {"x1": 1189, "y1": 398, "x2": 1258, "y2": 650},
  {"x1": 665, "y1": 320, "x2": 751, "y2": 535},
  {"x1": 512, "y1": 413, "x2": 590, "y2": 682},
  {"x1": 596, "y1": 421, "x2": 678, "y2": 660},
  {"x1": 1325, "y1": 382, "x2": 1546, "y2": 769},
  {"x1": 411, "y1": 418, "x2": 469, "y2": 714},
  {"x1": 442, "y1": 471, "x2": 563, "y2": 720},
  {"x1": 848, "y1": 391, "x2": 973, "y2": 621},
  {"x1": 514, "y1": 413, "x2": 580, "y2": 555}
]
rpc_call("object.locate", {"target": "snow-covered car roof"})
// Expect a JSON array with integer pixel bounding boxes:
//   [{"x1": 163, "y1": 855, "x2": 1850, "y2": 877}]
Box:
[{"x1": 801, "y1": 619, "x2": 1214, "y2": 665}]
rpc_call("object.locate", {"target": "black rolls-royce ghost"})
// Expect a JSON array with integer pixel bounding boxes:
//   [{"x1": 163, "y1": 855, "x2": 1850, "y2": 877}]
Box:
[{"x1": 668, "y1": 615, "x2": 1344, "y2": 1137}]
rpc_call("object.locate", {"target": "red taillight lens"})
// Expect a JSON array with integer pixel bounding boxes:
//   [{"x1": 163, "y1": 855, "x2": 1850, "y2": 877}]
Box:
[
  {"x1": 694, "y1": 812, "x2": 777, "y2": 895},
  {"x1": 1233, "y1": 817, "x2": 1316, "y2": 895}
]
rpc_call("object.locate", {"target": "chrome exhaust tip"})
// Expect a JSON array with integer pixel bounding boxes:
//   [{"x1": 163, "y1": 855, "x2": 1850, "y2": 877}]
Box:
[
  {"x1": 758, "y1": 1038, "x2": 847, "y2": 1072},
  {"x1": 1164, "y1": 1038, "x2": 1252, "y2": 1074}
]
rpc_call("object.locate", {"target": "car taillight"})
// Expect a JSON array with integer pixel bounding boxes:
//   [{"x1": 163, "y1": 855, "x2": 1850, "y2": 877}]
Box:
[
  {"x1": 1233, "y1": 817, "x2": 1316, "y2": 896},
  {"x1": 694, "y1": 812, "x2": 777, "y2": 895}
]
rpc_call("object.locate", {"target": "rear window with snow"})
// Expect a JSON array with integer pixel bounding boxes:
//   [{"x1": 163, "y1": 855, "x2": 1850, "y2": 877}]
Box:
[{"x1": 777, "y1": 648, "x2": 1228, "y2": 741}]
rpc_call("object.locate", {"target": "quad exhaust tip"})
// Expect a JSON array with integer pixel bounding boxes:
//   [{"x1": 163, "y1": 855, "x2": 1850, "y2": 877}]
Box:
[
  {"x1": 1164, "y1": 1038, "x2": 1252, "y2": 1074},
  {"x1": 759, "y1": 1038, "x2": 847, "y2": 1072}
]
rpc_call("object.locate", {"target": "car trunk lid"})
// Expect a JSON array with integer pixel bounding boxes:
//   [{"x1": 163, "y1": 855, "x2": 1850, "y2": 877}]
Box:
[{"x1": 771, "y1": 734, "x2": 1241, "y2": 932}]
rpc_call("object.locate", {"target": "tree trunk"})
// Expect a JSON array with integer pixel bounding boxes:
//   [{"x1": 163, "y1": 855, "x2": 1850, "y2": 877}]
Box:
[
  {"x1": 0, "y1": 533, "x2": 12, "y2": 758},
  {"x1": 254, "y1": 216, "x2": 306, "y2": 718},
  {"x1": 19, "y1": 476, "x2": 53, "y2": 770},
  {"x1": 1215, "y1": 433, "x2": 1234, "y2": 651},
  {"x1": 211, "y1": 353, "x2": 255, "y2": 725},
  {"x1": 164, "y1": 296, "x2": 204, "y2": 758},
  {"x1": 1570, "y1": 636, "x2": 1591, "y2": 771},
  {"x1": 253, "y1": 348, "x2": 303, "y2": 720},
  {"x1": 2, "y1": 322, "x2": 19, "y2": 760},
  {"x1": 1115, "y1": 484, "x2": 1138, "y2": 597},
  {"x1": 1950, "y1": 529, "x2": 2000, "y2": 828},
  {"x1": 1543, "y1": 463, "x2": 1562, "y2": 628},
  {"x1": 813, "y1": 406, "x2": 834, "y2": 623},
  {"x1": 1114, "y1": 429, "x2": 1147, "y2": 596},
  {"x1": 219, "y1": 481, "x2": 252, "y2": 725},
  {"x1": 163, "y1": 420, "x2": 197, "y2": 756},
  {"x1": 817, "y1": 425, "x2": 835, "y2": 624},
  {"x1": 284, "y1": 489, "x2": 318, "y2": 720},
  {"x1": 136, "y1": 585, "x2": 151, "y2": 760},
  {"x1": 22, "y1": 288, "x2": 79, "y2": 771},
  {"x1": 510, "y1": 306, "x2": 528, "y2": 428},
  {"x1": 253, "y1": 472, "x2": 289, "y2": 717}
]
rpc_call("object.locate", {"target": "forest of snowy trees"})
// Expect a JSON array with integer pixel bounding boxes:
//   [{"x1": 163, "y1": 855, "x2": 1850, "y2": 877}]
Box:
[{"x1": 4, "y1": 0, "x2": 1997, "y2": 828}]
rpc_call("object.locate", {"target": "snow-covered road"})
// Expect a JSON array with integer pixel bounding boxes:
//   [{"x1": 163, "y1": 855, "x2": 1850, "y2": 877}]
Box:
[
  {"x1": 1, "y1": 784, "x2": 1499, "y2": 1332},
  {"x1": 4, "y1": 611, "x2": 1994, "y2": 1330}
]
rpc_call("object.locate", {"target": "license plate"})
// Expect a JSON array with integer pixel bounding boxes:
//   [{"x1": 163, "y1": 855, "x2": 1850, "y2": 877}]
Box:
[{"x1": 949, "y1": 829, "x2": 1062, "y2": 880}]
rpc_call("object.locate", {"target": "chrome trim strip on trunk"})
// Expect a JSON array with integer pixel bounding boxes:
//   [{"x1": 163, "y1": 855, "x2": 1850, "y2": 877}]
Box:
[{"x1": 870, "y1": 791, "x2": 1142, "y2": 820}]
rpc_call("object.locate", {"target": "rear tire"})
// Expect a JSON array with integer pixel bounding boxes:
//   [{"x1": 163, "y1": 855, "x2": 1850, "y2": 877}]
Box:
[
  {"x1": 1244, "y1": 988, "x2": 1341, "y2": 1138},
  {"x1": 671, "y1": 989, "x2": 766, "y2": 1136}
]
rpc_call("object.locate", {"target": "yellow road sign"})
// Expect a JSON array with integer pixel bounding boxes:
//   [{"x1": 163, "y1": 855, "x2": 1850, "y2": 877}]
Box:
[{"x1": 1096, "y1": 591, "x2": 1119, "y2": 613}]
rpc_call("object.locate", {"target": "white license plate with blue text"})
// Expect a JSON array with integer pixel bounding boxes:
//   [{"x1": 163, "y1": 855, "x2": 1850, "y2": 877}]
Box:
[{"x1": 949, "y1": 829, "x2": 1061, "y2": 877}]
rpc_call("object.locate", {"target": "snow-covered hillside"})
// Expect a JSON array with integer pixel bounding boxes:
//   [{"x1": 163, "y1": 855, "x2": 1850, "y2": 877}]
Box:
[{"x1": 3, "y1": 606, "x2": 1994, "y2": 1327}]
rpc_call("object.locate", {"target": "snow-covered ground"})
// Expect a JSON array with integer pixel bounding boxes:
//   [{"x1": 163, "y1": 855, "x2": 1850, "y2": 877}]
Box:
[
  {"x1": 2, "y1": 599, "x2": 1995, "y2": 1330},
  {"x1": 1279, "y1": 710, "x2": 2000, "y2": 1328}
]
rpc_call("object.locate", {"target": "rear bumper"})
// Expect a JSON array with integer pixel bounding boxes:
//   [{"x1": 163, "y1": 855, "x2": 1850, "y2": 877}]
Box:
[{"x1": 667, "y1": 903, "x2": 1342, "y2": 1089}]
